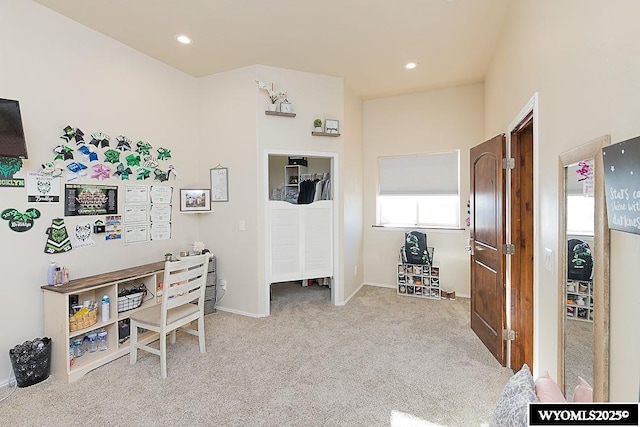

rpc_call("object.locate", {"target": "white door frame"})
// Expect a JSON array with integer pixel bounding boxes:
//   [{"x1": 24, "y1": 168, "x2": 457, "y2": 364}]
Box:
[
  {"x1": 505, "y1": 92, "x2": 539, "y2": 373},
  {"x1": 262, "y1": 149, "x2": 340, "y2": 316}
]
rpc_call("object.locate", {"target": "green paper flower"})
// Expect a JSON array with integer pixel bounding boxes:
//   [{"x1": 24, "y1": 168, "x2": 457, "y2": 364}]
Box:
[
  {"x1": 126, "y1": 153, "x2": 141, "y2": 167},
  {"x1": 136, "y1": 141, "x2": 152, "y2": 156},
  {"x1": 157, "y1": 148, "x2": 171, "y2": 160},
  {"x1": 136, "y1": 168, "x2": 151, "y2": 180},
  {"x1": 103, "y1": 149, "x2": 121, "y2": 164}
]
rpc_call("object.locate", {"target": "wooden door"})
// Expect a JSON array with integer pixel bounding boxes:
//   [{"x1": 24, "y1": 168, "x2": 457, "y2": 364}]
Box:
[
  {"x1": 509, "y1": 118, "x2": 534, "y2": 371},
  {"x1": 470, "y1": 134, "x2": 507, "y2": 365}
]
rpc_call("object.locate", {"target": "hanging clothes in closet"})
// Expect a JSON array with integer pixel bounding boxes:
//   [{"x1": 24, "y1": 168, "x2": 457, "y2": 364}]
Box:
[{"x1": 297, "y1": 173, "x2": 331, "y2": 204}]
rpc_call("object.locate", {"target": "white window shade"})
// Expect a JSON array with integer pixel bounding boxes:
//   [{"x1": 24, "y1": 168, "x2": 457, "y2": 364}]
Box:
[{"x1": 378, "y1": 151, "x2": 459, "y2": 195}]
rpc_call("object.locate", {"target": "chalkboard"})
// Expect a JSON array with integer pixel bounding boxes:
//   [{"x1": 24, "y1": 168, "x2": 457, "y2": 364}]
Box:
[{"x1": 602, "y1": 136, "x2": 640, "y2": 235}]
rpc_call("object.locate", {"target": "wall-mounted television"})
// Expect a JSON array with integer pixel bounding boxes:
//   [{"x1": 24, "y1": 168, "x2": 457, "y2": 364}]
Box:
[{"x1": 0, "y1": 98, "x2": 28, "y2": 159}]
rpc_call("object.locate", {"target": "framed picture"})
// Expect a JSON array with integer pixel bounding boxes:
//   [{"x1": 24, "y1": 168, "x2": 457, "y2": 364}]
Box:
[
  {"x1": 280, "y1": 99, "x2": 292, "y2": 113},
  {"x1": 210, "y1": 167, "x2": 229, "y2": 202},
  {"x1": 325, "y1": 119, "x2": 339, "y2": 134},
  {"x1": 180, "y1": 189, "x2": 211, "y2": 212}
]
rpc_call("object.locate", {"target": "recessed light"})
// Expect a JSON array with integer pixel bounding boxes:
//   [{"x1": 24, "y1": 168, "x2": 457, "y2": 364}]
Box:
[
  {"x1": 405, "y1": 62, "x2": 417, "y2": 70},
  {"x1": 176, "y1": 34, "x2": 191, "y2": 45}
]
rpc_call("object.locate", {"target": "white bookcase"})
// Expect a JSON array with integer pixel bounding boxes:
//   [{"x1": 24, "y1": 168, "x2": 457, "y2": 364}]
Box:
[
  {"x1": 42, "y1": 262, "x2": 165, "y2": 383},
  {"x1": 397, "y1": 263, "x2": 441, "y2": 299}
]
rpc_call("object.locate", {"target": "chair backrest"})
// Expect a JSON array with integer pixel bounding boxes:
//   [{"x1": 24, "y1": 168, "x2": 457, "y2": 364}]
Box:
[{"x1": 160, "y1": 254, "x2": 209, "y2": 323}]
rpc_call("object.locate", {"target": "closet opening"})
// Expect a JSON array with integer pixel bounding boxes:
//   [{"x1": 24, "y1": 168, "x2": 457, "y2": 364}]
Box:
[{"x1": 265, "y1": 152, "x2": 337, "y2": 314}]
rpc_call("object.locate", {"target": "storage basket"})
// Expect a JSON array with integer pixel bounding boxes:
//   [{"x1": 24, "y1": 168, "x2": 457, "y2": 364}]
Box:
[
  {"x1": 118, "y1": 291, "x2": 144, "y2": 313},
  {"x1": 69, "y1": 308, "x2": 98, "y2": 332}
]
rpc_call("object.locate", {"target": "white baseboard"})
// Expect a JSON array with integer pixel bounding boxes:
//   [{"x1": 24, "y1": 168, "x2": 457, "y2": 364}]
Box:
[
  {"x1": 364, "y1": 282, "x2": 396, "y2": 289},
  {"x1": 336, "y1": 282, "x2": 365, "y2": 306},
  {"x1": 214, "y1": 306, "x2": 267, "y2": 318}
]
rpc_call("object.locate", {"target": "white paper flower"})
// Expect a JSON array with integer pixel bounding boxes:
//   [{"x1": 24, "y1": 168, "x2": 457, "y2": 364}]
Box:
[
  {"x1": 255, "y1": 80, "x2": 287, "y2": 104},
  {"x1": 193, "y1": 241, "x2": 205, "y2": 253}
]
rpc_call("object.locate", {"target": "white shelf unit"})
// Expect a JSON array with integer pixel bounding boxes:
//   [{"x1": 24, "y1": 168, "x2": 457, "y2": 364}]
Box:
[
  {"x1": 566, "y1": 279, "x2": 593, "y2": 322},
  {"x1": 42, "y1": 262, "x2": 165, "y2": 383},
  {"x1": 397, "y1": 263, "x2": 441, "y2": 300},
  {"x1": 285, "y1": 165, "x2": 303, "y2": 191}
]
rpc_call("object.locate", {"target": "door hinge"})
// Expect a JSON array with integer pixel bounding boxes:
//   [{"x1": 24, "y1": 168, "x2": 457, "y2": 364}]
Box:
[
  {"x1": 503, "y1": 243, "x2": 515, "y2": 255},
  {"x1": 502, "y1": 157, "x2": 515, "y2": 169},
  {"x1": 502, "y1": 329, "x2": 516, "y2": 341}
]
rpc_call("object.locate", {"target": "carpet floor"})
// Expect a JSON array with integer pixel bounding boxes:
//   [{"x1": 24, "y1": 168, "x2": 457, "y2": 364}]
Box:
[{"x1": 0, "y1": 283, "x2": 513, "y2": 426}]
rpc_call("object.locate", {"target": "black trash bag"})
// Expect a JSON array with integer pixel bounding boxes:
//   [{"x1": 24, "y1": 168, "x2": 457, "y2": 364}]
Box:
[{"x1": 9, "y1": 337, "x2": 52, "y2": 387}]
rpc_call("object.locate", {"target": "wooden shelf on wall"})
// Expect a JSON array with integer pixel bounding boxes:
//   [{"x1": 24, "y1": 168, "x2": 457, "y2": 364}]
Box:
[
  {"x1": 311, "y1": 132, "x2": 340, "y2": 137},
  {"x1": 265, "y1": 111, "x2": 296, "y2": 118}
]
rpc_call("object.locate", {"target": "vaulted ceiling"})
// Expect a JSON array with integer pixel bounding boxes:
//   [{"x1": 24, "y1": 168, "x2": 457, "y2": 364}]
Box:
[{"x1": 34, "y1": 0, "x2": 511, "y2": 100}]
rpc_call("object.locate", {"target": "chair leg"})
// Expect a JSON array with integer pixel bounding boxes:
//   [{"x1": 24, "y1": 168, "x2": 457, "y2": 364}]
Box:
[
  {"x1": 198, "y1": 316, "x2": 206, "y2": 353},
  {"x1": 160, "y1": 331, "x2": 167, "y2": 378},
  {"x1": 169, "y1": 330, "x2": 176, "y2": 344},
  {"x1": 129, "y1": 321, "x2": 138, "y2": 365}
]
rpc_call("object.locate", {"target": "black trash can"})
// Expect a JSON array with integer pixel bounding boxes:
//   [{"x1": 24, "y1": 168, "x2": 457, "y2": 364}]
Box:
[{"x1": 9, "y1": 337, "x2": 52, "y2": 387}]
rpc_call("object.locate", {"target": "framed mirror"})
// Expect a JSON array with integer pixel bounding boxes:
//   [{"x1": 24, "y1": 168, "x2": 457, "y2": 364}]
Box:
[{"x1": 558, "y1": 135, "x2": 610, "y2": 402}]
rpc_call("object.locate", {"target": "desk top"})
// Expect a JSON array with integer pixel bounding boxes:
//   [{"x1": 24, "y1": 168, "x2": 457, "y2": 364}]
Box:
[{"x1": 41, "y1": 261, "x2": 165, "y2": 294}]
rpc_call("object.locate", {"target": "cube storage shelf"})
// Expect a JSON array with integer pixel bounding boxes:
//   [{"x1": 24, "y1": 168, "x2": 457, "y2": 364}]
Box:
[
  {"x1": 42, "y1": 261, "x2": 165, "y2": 383},
  {"x1": 397, "y1": 263, "x2": 441, "y2": 300},
  {"x1": 566, "y1": 279, "x2": 593, "y2": 322}
]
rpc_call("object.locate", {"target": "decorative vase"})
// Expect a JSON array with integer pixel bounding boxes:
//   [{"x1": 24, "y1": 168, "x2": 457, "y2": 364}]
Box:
[{"x1": 268, "y1": 104, "x2": 277, "y2": 112}]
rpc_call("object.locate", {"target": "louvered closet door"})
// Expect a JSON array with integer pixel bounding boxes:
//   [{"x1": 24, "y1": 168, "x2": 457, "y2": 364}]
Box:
[
  {"x1": 269, "y1": 201, "x2": 302, "y2": 282},
  {"x1": 302, "y1": 200, "x2": 333, "y2": 279}
]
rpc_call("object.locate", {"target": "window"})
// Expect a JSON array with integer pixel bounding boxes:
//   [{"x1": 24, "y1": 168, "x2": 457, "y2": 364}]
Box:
[
  {"x1": 566, "y1": 195, "x2": 594, "y2": 235},
  {"x1": 377, "y1": 151, "x2": 460, "y2": 227}
]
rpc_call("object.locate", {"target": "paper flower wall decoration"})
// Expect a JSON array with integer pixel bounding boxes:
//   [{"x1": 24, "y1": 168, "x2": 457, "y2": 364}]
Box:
[
  {"x1": 54, "y1": 145, "x2": 74, "y2": 161},
  {"x1": 41, "y1": 162, "x2": 64, "y2": 177},
  {"x1": 89, "y1": 132, "x2": 110, "y2": 148},
  {"x1": 91, "y1": 164, "x2": 111, "y2": 180},
  {"x1": 154, "y1": 169, "x2": 169, "y2": 182},
  {"x1": 126, "y1": 153, "x2": 141, "y2": 167},
  {"x1": 103, "y1": 149, "x2": 121, "y2": 164},
  {"x1": 114, "y1": 163, "x2": 132, "y2": 180},
  {"x1": 61, "y1": 126, "x2": 85, "y2": 144},
  {"x1": 78, "y1": 145, "x2": 99, "y2": 162},
  {"x1": 576, "y1": 160, "x2": 592, "y2": 182},
  {"x1": 143, "y1": 156, "x2": 158, "y2": 169},
  {"x1": 66, "y1": 162, "x2": 87, "y2": 181},
  {"x1": 136, "y1": 141, "x2": 152, "y2": 156},
  {"x1": 116, "y1": 135, "x2": 132, "y2": 151},
  {"x1": 157, "y1": 148, "x2": 171, "y2": 160},
  {"x1": 136, "y1": 168, "x2": 151, "y2": 180}
]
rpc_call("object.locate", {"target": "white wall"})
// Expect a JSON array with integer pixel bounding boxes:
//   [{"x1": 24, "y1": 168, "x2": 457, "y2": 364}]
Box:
[
  {"x1": 195, "y1": 66, "x2": 260, "y2": 316},
  {"x1": 255, "y1": 65, "x2": 346, "y2": 312},
  {"x1": 362, "y1": 84, "x2": 484, "y2": 297},
  {"x1": 196, "y1": 65, "x2": 363, "y2": 315},
  {"x1": 341, "y1": 85, "x2": 364, "y2": 302},
  {"x1": 0, "y1": 1, "x2": 200, "y2": 382},
  {"x1": 485, "y1": 0, "x2": 640, "y2": 401}
]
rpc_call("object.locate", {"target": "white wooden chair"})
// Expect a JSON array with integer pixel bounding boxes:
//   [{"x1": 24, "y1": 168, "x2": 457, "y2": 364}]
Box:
[{"x1": 129, "y1": 254, "x2": 209, "y2": 378}]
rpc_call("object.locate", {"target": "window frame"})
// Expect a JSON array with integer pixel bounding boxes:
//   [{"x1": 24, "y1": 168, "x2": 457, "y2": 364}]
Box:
[{"x1": 376, "y1": 150, "x2": 461, "y2": 229}]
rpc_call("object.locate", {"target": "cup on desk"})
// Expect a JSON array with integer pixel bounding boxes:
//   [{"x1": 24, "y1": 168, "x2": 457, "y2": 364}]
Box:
[{"x1": 180, "y1": 251, "x2": 189, "y2": 257}]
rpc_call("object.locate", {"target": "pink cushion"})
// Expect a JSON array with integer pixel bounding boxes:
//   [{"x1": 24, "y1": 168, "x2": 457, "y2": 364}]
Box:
[
  {"x1": 573, "y1": 376, "x2": 593, "y2": 402},
  {"x1": 535, "y1": 371, "x2": 566, "y2": 402}
]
